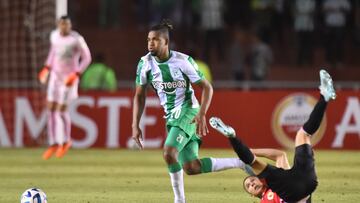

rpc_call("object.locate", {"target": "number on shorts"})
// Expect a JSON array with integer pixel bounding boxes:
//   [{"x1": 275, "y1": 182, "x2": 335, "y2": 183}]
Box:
[{"x1": 176, "y1": 134, "x2": 184, "y2": 144}]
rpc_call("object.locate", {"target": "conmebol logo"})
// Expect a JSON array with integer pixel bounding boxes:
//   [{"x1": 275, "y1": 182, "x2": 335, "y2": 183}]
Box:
[{"x1": 271, "y1": 93, "x2": 326, "y2": 148}]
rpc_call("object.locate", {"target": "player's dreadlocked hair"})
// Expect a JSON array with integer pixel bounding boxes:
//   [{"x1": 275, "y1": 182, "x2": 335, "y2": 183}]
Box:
[{"x1": 149, "y1": 19, "x2": 173, "y2": 40}]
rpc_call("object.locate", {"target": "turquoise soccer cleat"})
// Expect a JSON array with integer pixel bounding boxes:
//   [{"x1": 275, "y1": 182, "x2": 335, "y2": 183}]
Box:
[
  {"x1": 319, "y1": 69, "x2": 336, "y2": 102},
  {"x1": 209, "y1": 117, "x2": 236, "y2": 138}
]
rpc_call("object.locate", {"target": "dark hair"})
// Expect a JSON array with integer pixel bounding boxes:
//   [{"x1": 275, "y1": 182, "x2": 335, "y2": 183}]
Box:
[
  {"x1": 149, "y1": 19, "x2": 173, "y2": 39},
  {"x1": 59, "y1": 15, "x2": 71, "y2": 21}
]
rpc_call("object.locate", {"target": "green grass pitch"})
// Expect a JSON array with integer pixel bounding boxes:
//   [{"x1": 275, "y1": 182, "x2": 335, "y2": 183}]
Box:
[{"x1": 1, "y1": 149, "x2": 359, "y2": 203}]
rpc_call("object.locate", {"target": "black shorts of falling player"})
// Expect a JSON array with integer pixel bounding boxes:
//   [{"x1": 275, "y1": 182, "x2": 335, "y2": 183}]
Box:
[{"x1": 228, "y1": 95, "x2": 329, "y2": 202}]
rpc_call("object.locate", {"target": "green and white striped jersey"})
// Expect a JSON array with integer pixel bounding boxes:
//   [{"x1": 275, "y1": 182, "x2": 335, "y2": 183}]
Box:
[{"x1": 136, "y1": 51, "x2": 204, "y2": 119}]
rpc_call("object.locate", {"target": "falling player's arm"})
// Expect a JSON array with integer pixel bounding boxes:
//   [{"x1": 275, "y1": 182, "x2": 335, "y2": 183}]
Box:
[{"x1": 250, "y1": 148, "x2": 290, "y2": 169}]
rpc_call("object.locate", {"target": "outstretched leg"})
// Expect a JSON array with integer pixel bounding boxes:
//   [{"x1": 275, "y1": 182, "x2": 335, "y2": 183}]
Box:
[
  {"x1": 209, "y1": 117, "x2": 267, "y2": 174},
  {"x1": 296, "y1": 69, "x2": 336, "y2": 146},
  {"x1": 179, "y1": 140, "x2": 249, "y2": 175}
]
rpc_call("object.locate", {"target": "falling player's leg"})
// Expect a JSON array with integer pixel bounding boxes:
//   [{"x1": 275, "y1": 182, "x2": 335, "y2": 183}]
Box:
[
  {"x1": 291, "y1": 69, "x2": 336, "y2": 200},
  {"x1": 209, "y1": 117, "x2": 267, "y2": 175},
  {"x1": 42, "y1": 102, "x2": 59, "y2": 160},
  {"x1": 296, "y1": 69, "x2": 336, "y2": 146}
]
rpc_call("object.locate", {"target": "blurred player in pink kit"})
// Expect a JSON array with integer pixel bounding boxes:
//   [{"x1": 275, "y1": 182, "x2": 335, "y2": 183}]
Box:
[{"x1": 38, "y1": 16, "x2": 91, "y2": 160}]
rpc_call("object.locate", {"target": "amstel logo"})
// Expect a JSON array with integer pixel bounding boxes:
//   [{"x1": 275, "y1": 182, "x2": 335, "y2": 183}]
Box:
[{"x1": 272, "y1": 93, "x2": 326, "y2": 148}]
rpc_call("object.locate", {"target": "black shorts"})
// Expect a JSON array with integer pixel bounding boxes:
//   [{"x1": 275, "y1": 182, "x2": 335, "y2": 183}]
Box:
[
  {"x1": 293, "y1": 144, "x2": 317, "y2": 176},
  {"x1": 258, "y1": 144, "x2": 318, "y2": 202}
]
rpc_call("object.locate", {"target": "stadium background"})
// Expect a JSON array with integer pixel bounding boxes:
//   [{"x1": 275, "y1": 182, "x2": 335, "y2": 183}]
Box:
[
  {"x1": 0, "y1": 1, "x2": 359, "y2": 203},
  {"x1": 0, "y1": 0, "x2": 358, "y2": 150}
]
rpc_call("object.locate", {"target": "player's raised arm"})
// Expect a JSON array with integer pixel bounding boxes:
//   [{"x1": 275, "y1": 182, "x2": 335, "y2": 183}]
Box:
[{"x1": 250, "y1": 148, "x2": 290, "y2": 169}]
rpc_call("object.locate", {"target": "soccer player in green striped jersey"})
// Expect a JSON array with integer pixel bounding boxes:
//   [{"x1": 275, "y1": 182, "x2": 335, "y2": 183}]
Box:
[{"x1": 132, "y1": 20, "x2": 249, "y2": 203}]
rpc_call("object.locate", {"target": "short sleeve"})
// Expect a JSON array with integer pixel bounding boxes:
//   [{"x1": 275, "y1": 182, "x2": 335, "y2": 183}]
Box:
[
  {"x1": 135, "y1": 59, "x2": 148, "y2": 86},
  {"x1": 182, "y1": 56, "x2": 204, "y2": 84}
]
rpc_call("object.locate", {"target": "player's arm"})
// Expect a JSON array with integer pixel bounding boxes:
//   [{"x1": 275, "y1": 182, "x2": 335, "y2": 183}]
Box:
[
  {"x1": 193, "y1": 79, "x2": 213, "y2": 136},
  {"x1": 132, "y1": 59, "x2": 148, "y2": 149},
  {"x1": 38, "y1": 45, "x2": 55, "y2": 84},
  {"x1": 250, "y1": 148, "x2": 290, "y2": 169},
  {"x1": 132, "y1": 85, "x2": 147, "y2": 149},
  {"x1": 45, "y1": 45, "x2": 55, "y2": 68},
  {"x1": 77, "y1": 36, "x2": 92, "y2": 73},
  {"x1": 185, "y1": 56, "x2": 213, "y2": 136},
  {"x1": 45, "y1": 31, "x2": 56, "y2": 68},
  {"x1": 65, "y1": 36, "x2": 91, "y2": 86}
]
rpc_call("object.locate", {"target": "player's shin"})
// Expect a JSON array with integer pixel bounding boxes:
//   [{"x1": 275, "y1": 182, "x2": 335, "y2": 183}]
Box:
[
  {"x1": 47, "y1": 110, "x2": 57, "y2": 146},
  {"x1": 302, "y1": 95, "x2": 328, "y2": 136},
  {"x1": 228, "y1": 137, "x2": 255, "y2": 165},
  {"x1": 60, "y1": 111, "x2": 71, "y2": 142},
  {"x1": 204, "y1": 157, "x2": 247, "y2": 172},
  {"x1": 168, "y1": 163, "x2": 185, "y2": 203}
]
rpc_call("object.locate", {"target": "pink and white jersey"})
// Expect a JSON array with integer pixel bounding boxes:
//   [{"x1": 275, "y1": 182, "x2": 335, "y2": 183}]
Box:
[{"x1": 45, "y1": 29, "x2": 91, "y2": 77}]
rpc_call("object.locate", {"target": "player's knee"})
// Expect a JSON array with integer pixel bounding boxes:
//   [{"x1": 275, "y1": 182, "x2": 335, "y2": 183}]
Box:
[
  {"x1": 182, "y1": 161, "x2": 201, "y2": 175},
  {"x1": 163, "y1": 147, "x2": 178, "y2": 164},
  {"x1": 47, "y1": 102, "x2": 57, "y2": 111},
  {"x1": 59, "y1": 104, "x2": 68, "y2": 112},
  {"x1": 295, "y1": 130, "x2": 311, "y2": 147},
  {"x1": 182, "y1": 165, "x2": 198, "y2": 175}
]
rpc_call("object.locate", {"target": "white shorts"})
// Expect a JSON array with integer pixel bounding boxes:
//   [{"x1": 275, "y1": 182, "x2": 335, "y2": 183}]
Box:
[{"x1": 47, "y1": 72, "x2": 78, "y2": 105}]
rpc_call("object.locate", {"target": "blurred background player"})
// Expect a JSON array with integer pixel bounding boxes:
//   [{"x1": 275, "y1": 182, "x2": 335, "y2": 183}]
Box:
[
  {"x1": 210, "y1": 69, "x2": 336, "y2": 203},
  {"x1": 38, "y1": 15, "x2": 91, "y2": 160},
  {"x1": 132, "y1": 20, "x2": 249, "y2": 203},
  {"x1": 80, "y1": 53, "x2": 117, "y2": 92}
]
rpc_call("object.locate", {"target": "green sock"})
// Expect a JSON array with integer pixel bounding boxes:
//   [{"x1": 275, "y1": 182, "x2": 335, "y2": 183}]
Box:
[
  {"x1": 200, "y1": 157, "x2": 212, "y2": 173},
  {"x1": 168, "y1": 162, "x2": 182, "y2": 173}
]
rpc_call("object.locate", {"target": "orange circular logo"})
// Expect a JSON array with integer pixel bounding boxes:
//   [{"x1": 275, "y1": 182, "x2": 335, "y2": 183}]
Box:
[{"x1": 272, "y1": 93, "x2": 326, "y2": 149}]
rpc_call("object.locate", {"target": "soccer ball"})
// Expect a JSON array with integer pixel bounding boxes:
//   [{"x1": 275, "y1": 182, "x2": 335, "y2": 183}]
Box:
[{"x1": 20, "y1": 188, "x2": 47, "y2": 203}]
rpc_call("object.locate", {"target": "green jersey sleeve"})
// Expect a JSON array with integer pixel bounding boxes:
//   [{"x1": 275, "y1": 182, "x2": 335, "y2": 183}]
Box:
[
  {"x1": 183, "y1": 56, "x2": 204, "y2": 84},
  {"x1": 135, "y1": 59, "x2": 148, "y2": 86}
]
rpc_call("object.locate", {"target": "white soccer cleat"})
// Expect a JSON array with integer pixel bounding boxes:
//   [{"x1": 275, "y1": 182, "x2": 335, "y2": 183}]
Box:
[
  {"x1": 209, "y1": 117, "x2": 236, "y2": 138},
  {"x1": 319, "y1": 69, "x2": 336, "y2": 102}
]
